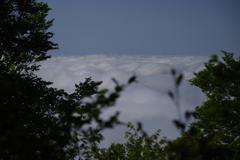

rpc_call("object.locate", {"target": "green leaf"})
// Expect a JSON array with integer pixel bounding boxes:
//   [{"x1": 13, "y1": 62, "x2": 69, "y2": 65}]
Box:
[{"x1": 98, "y1": 89, "x2": 108, "y2": 94}]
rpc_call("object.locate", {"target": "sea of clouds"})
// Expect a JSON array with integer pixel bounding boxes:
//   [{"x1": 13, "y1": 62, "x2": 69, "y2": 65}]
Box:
[{"x1": 36, "y1": 54, "x2": 209, "y2": 147}]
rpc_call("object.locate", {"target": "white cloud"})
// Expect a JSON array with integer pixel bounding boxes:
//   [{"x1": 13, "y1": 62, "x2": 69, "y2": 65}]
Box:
[{"x1": 36, "y1": 54, "x2": 209, "y2": 147}]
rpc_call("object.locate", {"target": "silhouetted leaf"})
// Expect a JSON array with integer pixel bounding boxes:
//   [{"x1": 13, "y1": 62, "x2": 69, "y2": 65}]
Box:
[
  {"x1": 176, "y1": 74, "x2": 183, "y2": 86},
  {"x1": 168, "y1": 91, "x2": 174, "y2": 100}
]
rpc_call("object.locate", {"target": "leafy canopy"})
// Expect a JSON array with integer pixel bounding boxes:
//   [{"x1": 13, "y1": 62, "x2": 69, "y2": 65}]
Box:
[
  {"x1": 165, "y1": 51, "x2": 240, "y2": 159},
  {"x1": 89, "y1": 122, "x2": 167, "y2": 160},
  {"x1": 0, "y1": 0, "x2": 57, "y2": 74},
  {"x1": 188, "y1": 51, "x2": 240, "y2": 158},
  {"x1": 0, "y1": 0, "x2": 136, "y2": 159}
]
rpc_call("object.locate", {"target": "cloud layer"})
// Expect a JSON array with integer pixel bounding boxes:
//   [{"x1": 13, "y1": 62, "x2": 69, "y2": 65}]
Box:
[{"x1": 36, "y1": 54, "x2": 209, "y2": 147}]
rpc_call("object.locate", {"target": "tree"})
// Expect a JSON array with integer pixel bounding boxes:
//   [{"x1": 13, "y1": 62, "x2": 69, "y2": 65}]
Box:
[
  {"x1": 89, "y1": 122, "x2": 167, "y2": 160},
  {"x1": 188, "y1": 51, "x2": 240, "y2": 157},
  {"x1": 0, "y1": 1, "x2": 134, "y2": 159},
  {"x1": 165, "y1": 51, "x2": 240, "y2": 159},
  {"x1": 0, "y1": 0, "x2": 57, "y2": 74}
]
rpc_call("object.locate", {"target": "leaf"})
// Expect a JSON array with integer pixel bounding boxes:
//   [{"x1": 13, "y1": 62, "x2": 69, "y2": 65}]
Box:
[
  {"x1": 176, "y1": 74, "x2": 183, "y2": 86},
  {"x1": 128, "y1": 76, "x2": 137, "y2": 84},
  {"x1": 112, "y1": 78, "x2": 119, "y2": 85},
  {"x1": 209, "y1": 54, "x2": 218, "y2": 63},
  {"x1": 98, "y1": 89, "x2": 108, "y2": 94},
  {"x1": 168, "y1": 91, "x2": 174, "y2": 100},
  {"x1": 185, "y1": 111, "x2": 192, "y2": 121},
  {"x1": 173, "y1": 120, "x2": 185, "y2": 131},
  {"x1": 171, "y1": 69, "x2": 176, "y2": 76}
]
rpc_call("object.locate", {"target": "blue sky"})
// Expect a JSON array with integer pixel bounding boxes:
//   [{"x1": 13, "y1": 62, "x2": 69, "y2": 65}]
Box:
[
  {"x1": 43, "y1": 0, "x2": 240, "y2": 56},
  {"x1": 38, "y1": 0, "x2": 240, "y2": 148}
]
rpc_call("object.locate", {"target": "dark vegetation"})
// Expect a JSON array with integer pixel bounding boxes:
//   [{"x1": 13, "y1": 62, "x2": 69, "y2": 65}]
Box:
[{"x1": 0, "y1": 1, "x2": 239, "y2": 159}]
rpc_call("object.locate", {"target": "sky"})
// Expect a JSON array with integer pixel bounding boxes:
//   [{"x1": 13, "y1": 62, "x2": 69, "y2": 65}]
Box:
[
  {"x1": 42, "y1": 0, "x2": 240, "y2": 56},
  {"x1": 37, "y1": 0, "x2": 240, "y2": 148}
]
